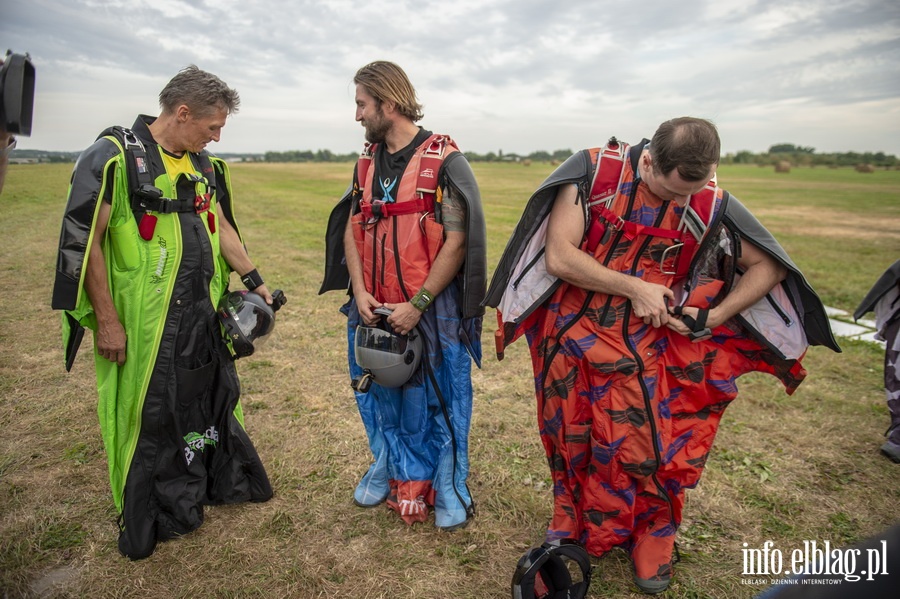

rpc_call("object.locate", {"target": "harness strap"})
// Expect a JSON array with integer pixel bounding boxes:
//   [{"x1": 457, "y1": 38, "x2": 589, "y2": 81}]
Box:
[
  {"x1": 134, "y1": 196, "x2": 196, "y2": 214},
  {"x1": 112, "y1": 126, "x2": 155, "y2": 207},
  {"x1": 416, "y1": 135, "x2": 448, "y2": 195},
  {"x1": 109, "y1": 126, "x2": 217, "y2": 216},
  {"x1": 596, "y1": 205, "x2": 683, "y2": 241},
  {"x1": 580, "y1": 138, "x2": 720, "y2": 280},
  {"x1": 359, "y1": 197, "x2": 435, "y2": 220},
  {"x1": 679, "y1": 179, "x2": 717, "y2": 241},
  {"x1": 356, "y1": 135, "x2": 452, "y2": 200},
  {"x1": 584, "y1": 139, "x2": 627, "y2": 251},
  {"x1": 587, "y1": 138, "x2": 627, "y2": 204},
  {"x1": 356, "y1": 142, "x2": 375, "y2": 193}
]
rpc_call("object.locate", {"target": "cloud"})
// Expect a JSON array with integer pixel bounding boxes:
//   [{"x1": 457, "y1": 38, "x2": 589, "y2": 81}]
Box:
[{"x1": 3, "y1": 0, "x2": 898, "y2": 154}]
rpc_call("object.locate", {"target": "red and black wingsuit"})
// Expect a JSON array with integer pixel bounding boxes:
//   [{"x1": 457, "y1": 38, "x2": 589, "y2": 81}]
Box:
[{"x1": 484, "y1": 140, "x2": 840, "y2": 578}]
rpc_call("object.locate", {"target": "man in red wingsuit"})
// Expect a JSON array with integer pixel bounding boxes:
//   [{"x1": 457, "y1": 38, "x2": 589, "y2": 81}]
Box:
[{"x1": 486, "y1": 117, "x2": 839, "y2": 593}]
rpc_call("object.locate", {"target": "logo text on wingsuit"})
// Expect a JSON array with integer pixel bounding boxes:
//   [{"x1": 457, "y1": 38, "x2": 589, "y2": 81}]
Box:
[
  {"x1": 150, "y1": 236, "x2": 167, "y2": 285},
  {"x1": 183, "y1": 426, "x2": 219, "y2": 466}
]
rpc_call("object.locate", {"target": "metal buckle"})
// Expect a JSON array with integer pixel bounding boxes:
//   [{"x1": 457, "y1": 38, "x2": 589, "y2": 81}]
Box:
[
  {"x1": 121, "y1": 128, "x2": 143, "y2": 151},
  {"x1": 659, "y1": 242, "x2": 683, "y2": 275},
  {"x1": 423, "y1": 136, "x2": 445, "y2": 157}
]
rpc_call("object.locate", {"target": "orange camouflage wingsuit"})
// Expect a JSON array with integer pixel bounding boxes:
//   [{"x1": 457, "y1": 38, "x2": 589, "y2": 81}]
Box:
[{"x1": 485, "y1": 139, "x2": 840, "y2": 582}]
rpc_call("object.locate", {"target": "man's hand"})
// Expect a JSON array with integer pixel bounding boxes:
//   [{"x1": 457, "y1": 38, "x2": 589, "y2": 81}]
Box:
[
  {"x1": 252, "y1": 283, "x2": 273, "y2": 304},
  {"x1": 666, "y1": 305, "x2": 714, "y2": 342},
  {"x1": 382, "y1": 301, "x2": 423, "y2": 335},
  {"x1": 629, "y1": 279, "x2": 675, "y2": 328},
  {"x1": 96, "y1": 318, "x2": 127, "y2": 365},
  {"x1": 355, "y1": 291, "x2": 383, "y2": 326}
]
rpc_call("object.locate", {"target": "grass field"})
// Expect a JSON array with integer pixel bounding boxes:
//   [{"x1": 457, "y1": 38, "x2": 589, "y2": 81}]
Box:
[{"x1": 0, "y1": 161, "x2": 898, "y2": 598}]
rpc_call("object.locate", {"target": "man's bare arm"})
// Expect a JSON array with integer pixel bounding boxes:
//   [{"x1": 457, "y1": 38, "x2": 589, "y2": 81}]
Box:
[
  {"x1": 83, "y1": 201, "x2": 127, "y2": 365},
  {"x1": 544, "y1": 184, "x2": 674, "y2": 327},
  {"x1": 218, "y1": 215, "x2": 272, "y2": 303}
]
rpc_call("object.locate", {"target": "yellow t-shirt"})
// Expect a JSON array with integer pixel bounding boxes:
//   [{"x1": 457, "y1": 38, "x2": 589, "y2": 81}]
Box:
[{"x1": 161, "y1": 150, "x2": 196, "y2": 182}]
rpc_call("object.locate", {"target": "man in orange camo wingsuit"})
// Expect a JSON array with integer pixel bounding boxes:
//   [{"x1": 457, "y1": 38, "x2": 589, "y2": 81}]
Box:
[{"x1": 485, "y1": 117, "x2": 839, "y2": 594}]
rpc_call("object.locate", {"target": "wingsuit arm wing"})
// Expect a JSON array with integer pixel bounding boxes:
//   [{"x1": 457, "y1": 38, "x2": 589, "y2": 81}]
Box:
[
  {"x1": 52, "y1": 137, "x2": 121, "y2": 311},
  {"x1": 723, "y1": 196, "x2": 841, "y2": 352},
  {"x1": 854, "y1": 259, "x2": 900, "y2": 321},
  {"x1": 319, "y1": 182, "x2": 355, "y2": 295},
  {"x1": 442, "y1": 152, "x2": 486, "y2": 320}
]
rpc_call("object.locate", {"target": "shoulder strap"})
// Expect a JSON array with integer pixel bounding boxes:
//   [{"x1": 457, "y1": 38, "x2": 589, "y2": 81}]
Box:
[
  {"x1": 416, "y1": 134, "x2": 457, "y2": 196},
  {"x1": 355, "y1": 142, "x2": 376, "y2": 193},
  {"x1": 584, "y1": 137, "x2": 628, "y2": 250},
  {"x1": 586, "y1": 137, "x2": 628, "y2": 206},
  {"x1": 101, "y1": 126, "x2": 155, "y2": 199}
]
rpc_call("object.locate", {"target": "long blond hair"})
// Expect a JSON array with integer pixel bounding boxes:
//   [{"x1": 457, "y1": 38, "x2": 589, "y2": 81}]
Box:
[{"x1": 354, "y1": 61, "x2": 424, "y2": 122}]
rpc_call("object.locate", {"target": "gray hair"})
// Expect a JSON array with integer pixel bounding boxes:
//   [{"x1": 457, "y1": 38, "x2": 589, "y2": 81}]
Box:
[{"x1": 158, "y1": 65, "x2": 240, "y2": 117}]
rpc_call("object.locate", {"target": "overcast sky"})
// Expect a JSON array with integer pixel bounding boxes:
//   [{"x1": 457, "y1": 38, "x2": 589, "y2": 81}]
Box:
[{"x1": 3, "y1": 0, "x2": 899, "y2": 155}]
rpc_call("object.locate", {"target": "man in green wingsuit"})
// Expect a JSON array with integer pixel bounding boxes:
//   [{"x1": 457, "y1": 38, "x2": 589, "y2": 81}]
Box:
[{"x1": 52, "y1": 66, "x2": 274, "y2": 559}]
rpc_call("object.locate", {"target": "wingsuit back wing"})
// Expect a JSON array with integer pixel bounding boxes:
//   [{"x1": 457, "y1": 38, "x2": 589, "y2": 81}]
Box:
[
  {"x1": 52, "y1": 137, "x2": 126, "y2": 370},
  {"x1": 52, "y1": 137, "x2": 122, "y2": 312},
  {"x1": 482, "y1": 150, "x2": 593, "y2": 338},
  {"x1": 442, "y1": 151, "x2": 486, "y2": 320},
  {"x1": 318, "y1": 183, "x2": 355, "y2": 295},
  {"x1": 723, "y1": 197, "x2": 841, "y2": 353},
  {"x1": 854, "y1": 259, "x2": 900, "y2": 321}
]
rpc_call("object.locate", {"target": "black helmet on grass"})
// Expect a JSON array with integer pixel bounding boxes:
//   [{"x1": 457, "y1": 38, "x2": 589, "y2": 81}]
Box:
[{"x1": 511, "y1": 539, "x2": 592, "y2": 599}]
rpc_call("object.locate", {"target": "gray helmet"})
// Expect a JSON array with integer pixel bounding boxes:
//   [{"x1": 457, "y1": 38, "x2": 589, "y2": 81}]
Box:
[{"x1": 354, "y1": 307, "x2": 422, "y2": 389}]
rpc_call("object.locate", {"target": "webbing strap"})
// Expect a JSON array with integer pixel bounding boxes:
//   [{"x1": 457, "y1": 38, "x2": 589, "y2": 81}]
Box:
[
  {"x1": 597, "y1": 205, "x2": 683, "y2": 241},
  {"x1": 587, "y1": 140, "x2": 627, "y2": 204},
  {"x1": 356, "y1": 135, "x2": 452, "y2": 200},
  {"x1": 416, "y1": 135, "x2": 448, "y2": 195},
  {"x1": 359, "y1": 197, "x2": 434, "y2": 220},
  {"x1": 133, "y1": 196, "x2": 196, "y2": 214},
  {"x1": 356, "y1": 142, "x2": 375, "y2": 193},
  {"x1": 584, "y1": 140, "x2": 627, "y2": 251},
  {"x1": 115, "y1": 127, "x2": 152, "y2": 189}
]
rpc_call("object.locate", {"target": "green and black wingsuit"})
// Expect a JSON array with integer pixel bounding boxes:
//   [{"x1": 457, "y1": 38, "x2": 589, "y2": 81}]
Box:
[{"x1": 51, "y1": 116, "x2": 272, "y2": 560}]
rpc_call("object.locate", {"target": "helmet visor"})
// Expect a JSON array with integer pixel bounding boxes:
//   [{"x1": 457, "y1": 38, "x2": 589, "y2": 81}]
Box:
[
  {"x1": 225, "y1": 294, "x2": 274, "y2": 341},
  {"x1": 355, "y1": 326, "x2": 409, "y2": 355}
]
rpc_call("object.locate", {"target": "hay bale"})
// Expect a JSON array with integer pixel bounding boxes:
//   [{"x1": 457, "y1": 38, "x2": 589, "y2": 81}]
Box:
[
  {"x1": 855, "y1": 164, "x2": 875, "y2": 173},
  {"x1": 522, "y1": 159, "x2": 532, "y2": 167},
  {"x1": 774, "y1": 161, "x2": 791, "y2": 173}
]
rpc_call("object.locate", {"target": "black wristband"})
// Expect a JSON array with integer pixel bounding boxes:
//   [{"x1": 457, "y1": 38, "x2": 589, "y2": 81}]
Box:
[{"x1": 240, "y1": 269, "x2": 264, "y2": 290}]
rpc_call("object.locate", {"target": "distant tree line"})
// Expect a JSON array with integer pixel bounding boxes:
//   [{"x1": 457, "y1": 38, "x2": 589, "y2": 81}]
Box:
[
  {"x1": 461, "y1": 149, "x2": 575, "y2": 163},
  {"x1": 259, "y1": 148, "x2": 579, "y2": 163},
  {"x1": 263, "y1": 149, "x2": 357, "y2": 162},
  {"x1": 10, "y1": 143, "x2": 898, "y2": 167},
  {"x1": 722, "y1": 144, "x2": 897, "y2": 168}
]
